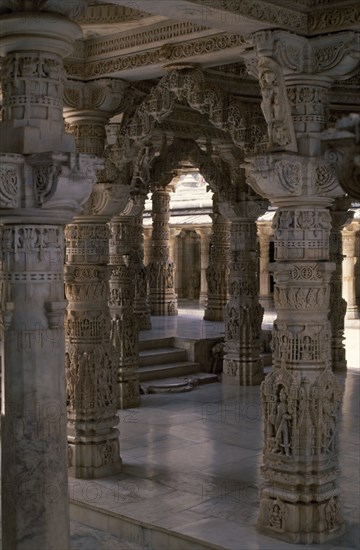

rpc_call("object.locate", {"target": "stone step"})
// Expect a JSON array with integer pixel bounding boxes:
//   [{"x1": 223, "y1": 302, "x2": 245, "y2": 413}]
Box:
[
  {"x1": 139, "y1": 361, "x2": 199, "y2": 381},
  {"x1": 139, "y1": 347, "x2": 188, "y2": 367},
  {"x1": 141, "y1": 372, "x2": 219, "y2": 393},
  {"x1": 139, "y1": 337, "x2": 175, "y2": 351}
]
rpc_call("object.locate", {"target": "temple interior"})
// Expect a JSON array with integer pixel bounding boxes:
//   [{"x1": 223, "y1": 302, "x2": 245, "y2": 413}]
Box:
[{"x1": 0, "y1": 1, "x2": 359, "y2": 549}]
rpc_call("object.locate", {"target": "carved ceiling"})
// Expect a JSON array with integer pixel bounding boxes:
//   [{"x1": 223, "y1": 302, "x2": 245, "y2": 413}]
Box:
[{"x1": 60, "y1": 1, "x2": 360, "y2": 114}]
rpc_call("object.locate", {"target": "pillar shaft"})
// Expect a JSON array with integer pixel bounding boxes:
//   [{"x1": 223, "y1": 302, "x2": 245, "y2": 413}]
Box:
[
  {"x1": 1, "y1": 224, "x2": 70, "y2": 549},
  {"x1": 329, "y1": 200, "x2": 352, "y2": 370},
  {"x1": 259, "y1": 202, "x2": 343, "y2": 543},
  {"x1": 131, "y1": 210, "x2": 151, "y2": 330},
  {"x1": 245, "y1": 29, "x2": 359, "y2": 542},
  {"x1": 65, "y1": 220, "x2": 121, "y2": 477},
  {"x1": 0, "y1": 4, "x2": 96, "y2": 547},
  {"x1": 204, "y1": 199, "x2": 231, "y2": 321},
  {"x1": 148, "y1": 186, "x2": 178, "y2": 315},
  {"x1": 63, "y1": 83, "x2": 127, "y2": 477},
  {"x1": 109, "y1": 214, "x2": 141, "y2": 409},
  {"x1": 220, "y1": 201, "x2": 266, "y2": 385},
  {"x1": 257, "y1": 223, "x2": 274, "y2": 310},
  {"x1": 342, "y1": 224, "x2": 360, "y2": 319},
  {"x1": 196, "y1": 228, "x2": 212, "y2": 306}
]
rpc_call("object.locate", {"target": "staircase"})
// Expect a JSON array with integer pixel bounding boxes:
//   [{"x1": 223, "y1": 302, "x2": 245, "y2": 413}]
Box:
[{"x1": 139, "y1": 337, "x2": 218, "y2": 393}]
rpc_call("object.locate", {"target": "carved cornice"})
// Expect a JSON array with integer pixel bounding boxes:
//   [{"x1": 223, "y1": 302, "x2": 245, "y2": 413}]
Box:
[
  {"x1": 308, "y1": 4, "x2": 360, "y2": 35},
  {"x1": 84, "y1": 21, "x2": 211, "y2": 60},
  {"x1": 248, "y1": 30, "x2": 360, "y2": 77},
  {"x1": 64, "y1": 32, "x2": 248, "y2": 79},
  {"x1": 74, "y1": 4, "x2": 149, "y2": 25},
  {"x1": 184, "y1": 0, "x2": 307, "y2": 33}
]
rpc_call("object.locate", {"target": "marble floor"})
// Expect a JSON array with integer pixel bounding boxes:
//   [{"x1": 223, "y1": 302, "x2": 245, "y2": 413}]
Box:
[{"x1": 69, "y1": 303, "x2": 360, "y2": 550}]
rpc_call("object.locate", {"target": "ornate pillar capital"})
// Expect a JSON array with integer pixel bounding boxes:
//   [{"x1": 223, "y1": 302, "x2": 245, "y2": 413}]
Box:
[
  {"x1": 247, "y1": 153, "x2": 344, "y2": 208},
  {"x1": 218, "y1": 198, "x2": 268, "y2": 222},
  {"x1": 245, "y1": 30, "x2": 360, "y2": 154},
  {"x1": 64, "y1": 79, "x2": 129, "y2": 122},
  {"x1": 322, "y1": 113, "x2": 360, "y2": 200}
]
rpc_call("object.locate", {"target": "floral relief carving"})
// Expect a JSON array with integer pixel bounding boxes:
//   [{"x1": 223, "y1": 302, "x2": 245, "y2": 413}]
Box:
[{"x1": 0, "y1": 165, "x2": 19, "y2": 208}]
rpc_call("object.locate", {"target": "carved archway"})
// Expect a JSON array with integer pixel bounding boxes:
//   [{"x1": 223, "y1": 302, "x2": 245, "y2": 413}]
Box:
[{"x1": 108, "y1": 66, "x2": 267, "y2": 174}]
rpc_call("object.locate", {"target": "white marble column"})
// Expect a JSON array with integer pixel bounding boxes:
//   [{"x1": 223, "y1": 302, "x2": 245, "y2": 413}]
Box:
[
  {"x1": 109, "y1": 198, "x2": 143, "y2": 409},
  {"x1": 147, "y1": 185, "x2": 178, "y2": 315},
  {"x1": 342, "y1": 222, "x2": 360, "y2": 320},
  {"x1": 220, "y1": 199, "x2": 267, "y2": 385},
  {"x1": 204, "y1": 196, "x2": 231, "y2": 321},
  {"x1": 0, "y1": 2, "x2": 98, "y2": 548},
  {"x1": 195, "y1": 227, "x2": 212, "y2": 306},
  {"x1": 329, "y1": 199, "x2": 353, "y2": 370},
  {"x1": 246, "y1": 29, "x2": 359, "y2": 544},
  {"x1": 63, "y1": 82, "x2": 126, "y2": 478},
  {"x1": 131, "y1": 209, "x2": 152, "y2": 330},
  {"x1": 257, "y1": 221, "x2": 275, "y2": 310}
]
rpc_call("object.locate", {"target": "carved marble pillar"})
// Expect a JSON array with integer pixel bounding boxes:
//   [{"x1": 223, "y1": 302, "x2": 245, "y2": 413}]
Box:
[
  {"x1": 143, "y1": 227, "x2": 152, "y2": 266},
  {"x1": 328, "y1": 199, "x2": 353, "y2": 370},
  {"x1": 131, "y1": 208, "x2": 151, "y2": 330},
  {"x1": 220, "y1": 200, "x2": 267, "y2": 385},
  {"x1": 204, "y1": 197, "x2": 231, "y2": 321},
  {"x1": 0, "y1": 3, "x2": 99, "y2": 548},
  {"x1": 342, "y1": 223, "x2": 360, "y2": 320},
  {"x1": 245, "y1": 29, "x2": 360, "y2": 543},
  {"x1": 63, "y1": 82, "x2": 127, "y2": 478},
  {"x1": 257, "y1": 222, "x2": 275, "y2": 310},
  {"x1": 195, "y1": 227, "x2": 212, "y2": 306},
  {"x1": 109, "y1": 199, "x2": 143, "y2": 409},
  {"x1": 148, "y1": 185, "x2": 178, "y2": 315}
]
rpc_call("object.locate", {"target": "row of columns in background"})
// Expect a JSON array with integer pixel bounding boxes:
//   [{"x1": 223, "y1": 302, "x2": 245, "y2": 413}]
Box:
[{"x1": 144, "y1": 195, "x2": 360, "y2": 323}]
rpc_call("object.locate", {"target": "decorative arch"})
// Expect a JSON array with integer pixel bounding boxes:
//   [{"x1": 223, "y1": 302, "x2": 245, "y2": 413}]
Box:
[
  {"x1": 109, "y1": 67, "x2": 267, "y2": 172},
  {"x1": 150, "y1": 137, "x2": 232, "y2": 200}
]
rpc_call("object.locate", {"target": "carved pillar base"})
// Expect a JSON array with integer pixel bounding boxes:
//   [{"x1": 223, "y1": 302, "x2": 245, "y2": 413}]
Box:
[
  {"x1": 345, "y1": 306, "x2": 360, "y2": 320},
  {"x1": 68, "y1": 429, "x2": 122, "y2": 480}
]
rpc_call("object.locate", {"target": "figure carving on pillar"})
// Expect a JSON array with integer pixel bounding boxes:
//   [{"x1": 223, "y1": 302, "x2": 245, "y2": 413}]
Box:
[{"x1": 245, "y1": 28, "x2": 360, "y2": 544}]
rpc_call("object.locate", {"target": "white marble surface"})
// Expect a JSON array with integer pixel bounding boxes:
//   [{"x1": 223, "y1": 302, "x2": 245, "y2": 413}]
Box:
[{"x1": 67, "y1": 305, "x2": 359, "y2": 549}]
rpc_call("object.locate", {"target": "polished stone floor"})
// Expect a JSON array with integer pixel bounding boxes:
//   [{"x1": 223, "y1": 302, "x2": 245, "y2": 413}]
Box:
[{"x1": 68, "y1": 303, "x2": 360, "y2": 550}]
